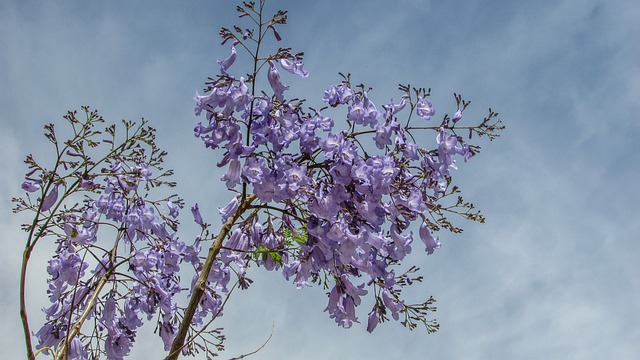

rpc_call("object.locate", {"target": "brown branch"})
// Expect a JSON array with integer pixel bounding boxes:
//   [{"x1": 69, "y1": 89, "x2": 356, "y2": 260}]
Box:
[
  {"x1": 54, "y1": 267, "x2": 114, "y2": 360},
  {"x1": 20, "y1": 245, "x2": 35, "y2": 360},
  {"x1": 166, "y1": 194, "x2": 256, "y2": 360},
  {"x1": 54, "y1": 239, "x2": 122, "y2": 360}
]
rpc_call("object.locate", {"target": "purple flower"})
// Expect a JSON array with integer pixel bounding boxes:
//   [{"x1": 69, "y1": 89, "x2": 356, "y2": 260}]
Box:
[
  {"x1": 285, "y1": 164, "x2": 308, "y2": 192},
  {"x1": 364, "y1": 229, "x2": 390, "y2": 257},
  {"x1": 366, "y1": 310, "x2": 379, "y2": 333},
  {"x1": 419, "y1": 222, "x2": 441, "y2": 255},
  {"x1": 101, "y1": 295, "x2": 117, "y2": 328},
  {"x1": 107, "y1": 195, "x2": 126, "y2": 222},
  {"x1": 268, "y1": 60, "x2": 289, "y2": 102},
  {"x1": 347, "y1": 97, "x2": 366, "y2": 124},
  {"x1": 452, "y1": 108, "x2": 463, "y2": 122},
  {"x1": 384, "y1": 95, "x2": 408, "y2": 116},
  {"x1": 21, "y1": 180, "x2": 41, "y2": 192},
  {"x1": 373, "y1": 119, "x2": 399, "y2": 149},
  {"x1": 191, "y1": 203, "x2": 205, "y2": 227},
  {"x1": 47, "y1": 249, "x2": 88, "y2": 287},
  {"x1": 80, "y1": 177, "x2": 95, "y2": 190},
  {"x1": 242, "y1": 157, "x2": 267, "y2": 183},
  {"x1": 121, "y1": 296, "x2": 144, "y2": 330},
  {"x1": 161, "y1": 241, "x2": 184, "y2": 274},
  {"x1": 219, "y1": 195, "x2": 240, "y2": 223},
  {"x1": 340, "y1": 274, "x2": 367, "y2": 304},
  {"x1": 150, "y1": 221, "x2": 172, "y2": 240},
  {"x1": 41, "y1": 184, "x2": 59, "y2": 211},
  {"x1": 315, "y1": 114, "x2": 334, "y2": 132},
  {"x1": 67, "y1": 336, "x2": 88, "y2": 360},
  {"x1": 253, "y1": 173, "x2": 285, "y2": 202},
  {"x1": 323, "y1": 83, "x2": 354, "y2": 106},
  {"x1": 416, "y1": 97, "x2": 436, "y2": 120},
  {"x1": 221, "y1": 228, "x2": 251, "y2": 264},
  {"x1": 221, "y1": 158, "x2": 242, "y2": 189},
  {"x1": 167, "y1": 199, "x2": 181, "y2": 218},
  {"x1": 217, "y1": 42, "x2": 238, "y2": 75},
  {"x1": 183, "y1": 237, "x2": 201, "y2": 265},
  {"x1": 346, "y1": 93, "x2": 379, "y2": 128},
  {"x1": 402, "y1": 141, "x2": 420, "y2": 160},
  {"x1": 436, "y1": 129, "x2": 471, "y2": 171},
  {"x1": 230, "y1": 76, "x2": 253, "y2": 110},
  {"x1": 105, "y1": 328, "x2": 132, "y2": 359},
  {"x1": 159, "y1": 320, "x2": 177, "y2": 351},
  {"x1": 329, "y1": 161, "x2": 352, "y2": 186},
  {"x1": 362, "y1": 92, "x2": 380, "y2": 127},
  {"x1": 382, "y1": 289, "x2": 403, "y2": 320},
  {"x1": 34, "y1": 323, "x2": 58, "y2": 355},
  {"x1": 141, "y1": 206, "x2": 156, "y2": 228},
  {"x1": 389, "y1": 224, "x2": 413, "y2": 260},
  {"x1": 320, "y1": 132, "x2": 344, "y2": 158},
  {"x1": 325, "y1": 285, "x2": 358, "y2": 328},
  {"x1": 130, "y1": 249, "x2": 158, "y2": 273},
  {"x1": 280, "y1": 58, "x2": 309, "y2": 78},
  {"x1": 193, "y1": 91, "x2": 218, "y2": 116}
]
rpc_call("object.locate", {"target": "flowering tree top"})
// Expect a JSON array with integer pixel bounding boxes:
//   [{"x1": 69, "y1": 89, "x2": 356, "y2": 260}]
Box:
[{"x1": 14, "y1": 1, "x2": 504, "y2": 359}]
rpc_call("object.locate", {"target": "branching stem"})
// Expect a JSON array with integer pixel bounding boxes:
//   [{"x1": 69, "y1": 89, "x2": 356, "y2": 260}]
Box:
[{"x1": 166, "y1": 194, "x2": 256, "y2": 360}]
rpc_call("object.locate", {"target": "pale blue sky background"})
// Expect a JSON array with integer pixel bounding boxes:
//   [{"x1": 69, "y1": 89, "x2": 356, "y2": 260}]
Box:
[{"x1": 1, "y1": 1, "x2": 639, "y2": 359}]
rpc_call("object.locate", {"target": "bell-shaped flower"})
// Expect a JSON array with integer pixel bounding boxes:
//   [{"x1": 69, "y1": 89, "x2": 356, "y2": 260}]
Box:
[
  {"x1": 218, "y1": 195, "x2": 240, "y2": 223},
  {"x1": 373, "y1": 118, "x2": 399, "y2": 150},
  {"x1": 67, "y1": 336, "x2": 88, "y2": 360},
  {"x1": 366, "y1": 310, "x2": 380, "y2": 333},
  {"x1": 416, "y1": 97, "x2": 436, "y2": 120},
  {"x1": 382, "y1": 289, "x2": 404, "y2": 320},
  {"x1": 362, "y1": 92, "x2": 380, "y2": 127},
  {"x1": 323, "y1": 83, "x2": 354, "y2": 106},
  {"x1": 452, "y1": 108, "x2": 463, "y2": 122},
  {"x1": 285, "y1": 164, "x2": 308, "y2": 192},
  {"x1": 101, "y1": 295, "x2": 117, "y2": 328},
  {"x1": 254, "y1": 173, "x2": 285, "y2": 202},
  {"x1": 364, "y1": 229, "x2": 390, "y2": 257},
  {"x1": 280, "y1": 58, "x2": 309, "y2": 78},
  {"x1": 191, "y1": 203, "x2": 205, "y2": 227},
  {"x1": 419, "y1": 221, "x2": 441, "y2": 254},
  {"x1": 383, "y1": 95, "x2": 408, "y2": 117},
  {"x1": 267, "y1": 60, "x2": 289, "y2": 102},
  {"x1": 34, "y1": 323, "x2": 58, "y2": 355},
  {"x1": 41, "y1": 183, "x2": 59, "y2": 211},
  {"x1": 183, "y1": 237, "x2": 202, "y2": 266},
  {"x1": 105, "y1": 327, "x2": 133, "y2": 359},
  {"x1": 242, "y1": 156, "x2": 267, "y2": 183},
  {"x1": 157, "y1": 321, "x2": 178, "y2": 351},
  {"x1": 21, "y1": 180, "x2": 41, "y2": 192},
  {"x1": 389, "y1": 224, "x2": 413, "y2": 260},
  {"x1": 167, "y1": 199, "x2": 181, "y2": 218},
  {"x1": 221, "y1": 158, "x2": 242, "y2": 189},
  {"x1": 320, "y1": 132, "x2": 344, "y2": 158},
  {"x1": 340, "y1": 274, "x2": 368, "y2": 305},
  {"x1": 122, "y1": 296, "x2": 144, "y2": 330},
  {"x1": 217, "y1": 41, "x2": 238, "y2": 75},
  {"x1": 347, "y1": 97, "x2": 366, "y2": 124}
]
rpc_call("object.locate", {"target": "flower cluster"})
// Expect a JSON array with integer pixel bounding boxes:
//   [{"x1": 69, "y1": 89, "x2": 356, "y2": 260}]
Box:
[
  {"x1": 15, "y1": 110, "x2": 206, "y2": 359},
  {"x1": 188, "y1": 0, "x2": 502, "y2": 337},
  {"x1": 16, "y1": 1, "x2": 504, "y2": 358},
  {"x1": 36, "y1": 165, "x2": 196, "y2": 359}
]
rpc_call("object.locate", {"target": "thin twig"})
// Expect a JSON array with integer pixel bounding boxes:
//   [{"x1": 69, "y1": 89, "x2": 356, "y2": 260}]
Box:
[{"x1": 228, "y1": 323, "x2": 275, "y2": 360}]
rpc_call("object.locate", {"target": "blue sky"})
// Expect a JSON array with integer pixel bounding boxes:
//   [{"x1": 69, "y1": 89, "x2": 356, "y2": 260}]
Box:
[{"x1": 1, "y1": 1, "x2": 638, "y2": 359}]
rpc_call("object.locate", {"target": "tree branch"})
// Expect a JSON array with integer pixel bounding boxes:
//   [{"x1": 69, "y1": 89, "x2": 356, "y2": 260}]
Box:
[{"x1": 166, "y1": 194, "x2": 256, "y2": 360}]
